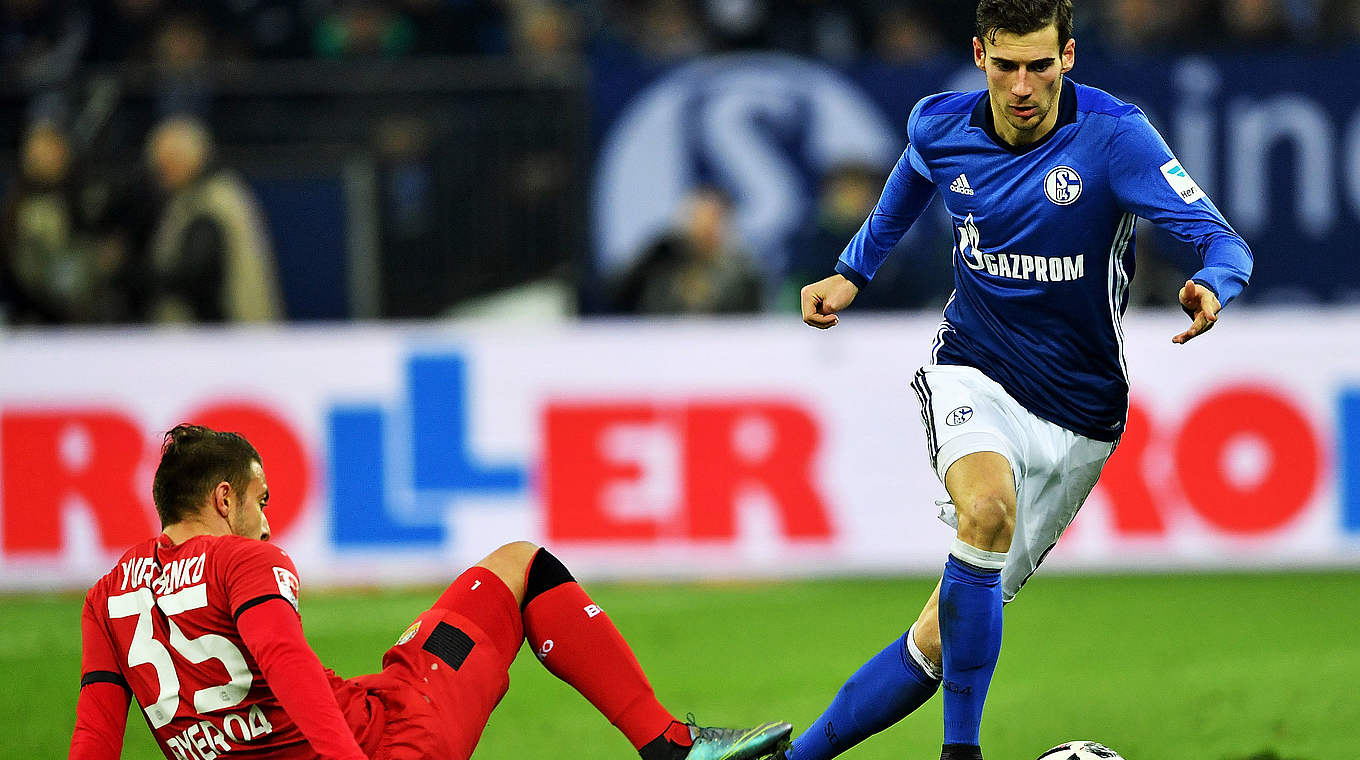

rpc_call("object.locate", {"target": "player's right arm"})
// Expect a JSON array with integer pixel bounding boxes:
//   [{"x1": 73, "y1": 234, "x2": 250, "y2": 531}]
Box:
[
  {"x1": 801, "y1": 274, "x2": 859, "y2": 328},
  {"x1": 70, "y1": 593, "x2": 129, "y2": 760},
  {"x1": 803, "y1": 99, "x2": 939, "y2": 329}
]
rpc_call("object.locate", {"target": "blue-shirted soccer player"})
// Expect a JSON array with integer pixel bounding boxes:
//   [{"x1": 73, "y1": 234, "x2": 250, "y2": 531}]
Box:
[{"x1": 787, "y1": 1, "x2": 1253, "y2": 760}]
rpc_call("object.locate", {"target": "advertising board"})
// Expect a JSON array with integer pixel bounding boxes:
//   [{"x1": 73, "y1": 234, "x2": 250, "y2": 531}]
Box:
[{"x1": 3, "y1": 312, "x2": 1357, "y2": 589}]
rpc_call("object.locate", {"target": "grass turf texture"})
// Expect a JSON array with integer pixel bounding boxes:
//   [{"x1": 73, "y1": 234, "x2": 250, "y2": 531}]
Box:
[{"x1": 2, "y1": 572, "x2": 1352, "y2": 760}]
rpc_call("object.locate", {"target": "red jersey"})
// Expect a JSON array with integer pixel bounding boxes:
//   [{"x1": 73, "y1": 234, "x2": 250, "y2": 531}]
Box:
[{"x1": 75, "y1": 533, "x2": 375, "y2": 760}]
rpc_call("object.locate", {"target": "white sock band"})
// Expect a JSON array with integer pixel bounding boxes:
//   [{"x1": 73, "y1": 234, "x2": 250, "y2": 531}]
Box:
[
  {"x1": 950, "y1": 538, "x2": 1007, "y2": 571},
  {"x1": 905, "y1": 623, "x2": 942, "y2": 680}
]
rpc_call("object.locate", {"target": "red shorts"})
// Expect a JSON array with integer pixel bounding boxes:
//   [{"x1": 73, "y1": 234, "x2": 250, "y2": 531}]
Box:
[{"x1": 346, "y1": 567, "x2": 524, "y2": 760}]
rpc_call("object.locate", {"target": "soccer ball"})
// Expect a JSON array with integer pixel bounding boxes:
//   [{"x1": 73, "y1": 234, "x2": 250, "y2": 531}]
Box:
[{"x1": 1035, "y1": 740, "x2": 1125, "y2": 760}]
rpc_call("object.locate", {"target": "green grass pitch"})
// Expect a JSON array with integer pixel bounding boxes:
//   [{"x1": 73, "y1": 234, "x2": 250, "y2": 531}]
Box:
[{"x1": 3, "y1": 571, "x2": 1354, "y2": 760}]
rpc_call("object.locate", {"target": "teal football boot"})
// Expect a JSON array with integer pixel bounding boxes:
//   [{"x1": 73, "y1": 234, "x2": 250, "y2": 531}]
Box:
[{"x1": 680, "y1": 715, "x2": 793, "y2": 760}]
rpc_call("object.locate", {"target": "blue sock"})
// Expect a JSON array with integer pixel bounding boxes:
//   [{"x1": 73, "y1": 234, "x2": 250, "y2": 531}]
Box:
[
  {"x1": 787, "y1": 628, "x2": 941, "y2": 760},
  {"x1": 939, "y1": 552, "x2": 1004, "y2": 748}
]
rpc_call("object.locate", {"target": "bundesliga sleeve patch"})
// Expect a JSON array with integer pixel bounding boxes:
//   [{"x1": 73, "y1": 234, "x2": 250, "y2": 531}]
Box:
[
  {"x1": 1160, "y1": 158, "x2": 1205, "y2": 204},
  {"x1": 273, "y1": 567, "x2": 300, "y2": 611}
]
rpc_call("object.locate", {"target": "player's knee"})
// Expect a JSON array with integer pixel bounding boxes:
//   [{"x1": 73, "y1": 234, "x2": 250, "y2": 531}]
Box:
[
  {"x1": 476, "y1": 541, "x2": 540, "y2": 603},
  {"x1": 488, "y1": 540, "x2": 540, "y2": 571},
  {"x1": 956, "y1": 492, "x2": 1014, "y2": 548}
]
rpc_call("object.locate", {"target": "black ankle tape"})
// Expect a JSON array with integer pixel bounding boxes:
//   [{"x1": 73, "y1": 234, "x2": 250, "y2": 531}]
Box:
[
  {"x1": 941, "y1": 743, "x2": 984, "y2": 760},
  {"x1": 637, "y1": 731, "x2": 687, "y2": 760},
  {"x1": 523, "y1": 548, "x2": 575, "y2": 608}
]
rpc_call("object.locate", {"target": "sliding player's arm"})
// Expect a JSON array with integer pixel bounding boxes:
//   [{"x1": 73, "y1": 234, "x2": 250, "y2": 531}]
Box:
[
  {"x1": 226, "y1": 542, "x2": 367, "y2": 760},
  {"x1": 70, "y1": 595, "x2": 129, "y2": 760},
  {"x1": 236, "y1": 600, "x2": 368, "y2": 760},
  {"x1": 1107, "y1": 109, "x2": 1253, "y2": 344}
]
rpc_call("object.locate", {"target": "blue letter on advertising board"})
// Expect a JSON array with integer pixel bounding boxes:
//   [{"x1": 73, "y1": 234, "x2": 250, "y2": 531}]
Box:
[
  {"x1": 329, "y1": 354, "x2": 527, "y2": 548},
  {"x1": 1342, "y1": 390, "x2": 1360, "y2": 533}
]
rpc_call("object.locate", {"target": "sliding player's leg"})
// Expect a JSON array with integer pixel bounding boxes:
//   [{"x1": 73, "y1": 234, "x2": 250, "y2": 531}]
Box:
[
  {"x1": 937, "y1": 451, "x2": 1015, "y2": 760},
  {"x1": 776, "y1": 582, "x2": 943, "y2": 760},
  {"x1": 459, "y1": 542, "x2": 790, "y2": 760},
  {"x1": 367, "y1": 544, "x2": 529, "y2": 759}
]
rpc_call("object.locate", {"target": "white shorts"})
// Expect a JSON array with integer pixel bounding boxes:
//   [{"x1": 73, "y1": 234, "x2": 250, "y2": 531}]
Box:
[{"x1": 910, "y1": 364, "x2": 1116, "y2": 602}]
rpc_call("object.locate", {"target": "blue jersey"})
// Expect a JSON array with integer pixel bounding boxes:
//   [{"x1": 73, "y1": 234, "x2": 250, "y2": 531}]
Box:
[{"x1": 835, "y1": 79, "x2": 1252, "y2": 442}]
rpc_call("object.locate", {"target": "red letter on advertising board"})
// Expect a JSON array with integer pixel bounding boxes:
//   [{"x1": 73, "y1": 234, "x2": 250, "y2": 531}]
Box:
[
  {"x1": 544, "y1": 404, "x2": 662, "y2": 541},
  {"x1": 683, "y1": 402, "x2": 832, "y2": 540},
  {"x1": 1093, "y1": 401, "x2": 1166, "y2": 535},
  {"x1": 2, "y1": 411, "x2": 155, "y2": 554},
  {"x1": 1174, "y1": 387, "x2": 1320, "y2": 534}
]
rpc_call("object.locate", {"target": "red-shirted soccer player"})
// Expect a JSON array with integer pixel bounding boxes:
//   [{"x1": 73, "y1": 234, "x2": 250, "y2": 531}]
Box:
[{"x1": 69, "y1": 424, "x2": 792, "y2": 760}]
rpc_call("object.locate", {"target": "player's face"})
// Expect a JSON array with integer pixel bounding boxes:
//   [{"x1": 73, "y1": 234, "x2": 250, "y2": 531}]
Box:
[
  {"x1": 228, "y1": 460, "x2": 271, "y2": 541},
  {"x1": 973, "y1": 24, "x2": 1075, "y2": 147}
]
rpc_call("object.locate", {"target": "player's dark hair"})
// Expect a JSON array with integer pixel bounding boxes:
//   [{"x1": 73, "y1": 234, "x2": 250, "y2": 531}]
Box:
[
  {"x1": 976, "y1": 0, "x2": 1073, "y2": 49},
  {"x1": 152, "y1": 424, "x2": 261, "y2": 527}
]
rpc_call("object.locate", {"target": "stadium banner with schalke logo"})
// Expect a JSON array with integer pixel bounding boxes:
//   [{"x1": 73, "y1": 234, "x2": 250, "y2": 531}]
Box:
[
  {"x1": 2, "y1": 312, "x2": 1359, "y2": 590},
  {"x1": 589, "y1": 49, "x2": 1360, "y2": 304}
]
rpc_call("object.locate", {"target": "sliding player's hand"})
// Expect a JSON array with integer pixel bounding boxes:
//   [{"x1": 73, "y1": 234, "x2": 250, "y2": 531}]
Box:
[
  {"x1": 1172, "y1": 279, "x2": 1220, "y2": 344},
  {"x1": 801, "y1": 274, "x2": 860, "y2": 329}
]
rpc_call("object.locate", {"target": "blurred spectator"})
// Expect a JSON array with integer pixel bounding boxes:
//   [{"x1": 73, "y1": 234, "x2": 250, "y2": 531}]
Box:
[
  {"x1": 1319, "y1": 0, "x2": 1360, "y2": 41},
  {"x1": 144, "y1": 117, "x2": 283, "y2": 323},
  {"x1": 701, "y1": 0, "x2": 766, "y2": 49},
  {"x1": 151, "y1": 12, "x2": 214, "y2": 117},
  {"x1": 785, "y1": 162, "x2": 952, "y2": 312},
  {"x1": 1, "y1": 121, "x2": 129, "y2": 323},
  {"x1": 873, "y1": 6, "x2": 944, "y2": 64},
  {"x1": 784, "y1": 162, "x2": 878, "y2": 311},
  {"x1": 770, "y1": 1, "x2": 869, "y2": 62},
  {"x1": 1093, "y1": 0, "x2": 1191, "y2": 51},
  {"x1": 313, "y1": 1, "x2": 416, "y2": 59},
  {"x1": 610, "y1": 186, "x2": 763, "y2": 314},
  {"x1": 628, "y1": 0, "x2": 711, "y2": 61},
  {"x1": 510, "y1": 1, "x2": 584, "y2": 71},
  {"x1": 1217, "y1": 0, "x2": 1294, "y2": 44},
  {"x1": 211, "y1": 0, "x2": 311, "y2": 59},
  {"x1": 153, "y1": 12, "x2": 211, "y2": 70},
  {"x1": 1, "y1": 0, "x2": 91, "y2": 88}
]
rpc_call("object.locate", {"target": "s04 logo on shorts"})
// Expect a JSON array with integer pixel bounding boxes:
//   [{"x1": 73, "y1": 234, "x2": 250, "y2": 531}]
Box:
[{"x1": 946, "y1": 406, "x2": 973, "y2": 426}]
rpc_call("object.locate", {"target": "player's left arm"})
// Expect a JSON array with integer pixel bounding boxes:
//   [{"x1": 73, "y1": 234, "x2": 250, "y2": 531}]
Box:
[
  {"x1": 236, "y1": 600, "x2": 368, "y2": 760},
  {"x1": 70, "y1": 593, "x2": 130, "y2": 760},
  {"x1": 1173, "y1": 278, "x2": 1220, "y2": 345},
  {"x1": 224, "y1": 541, "x2": 368, "y2": 760},
  {"x1": 1107, "y1": 110, "x2": 1253, "y2": 343}
]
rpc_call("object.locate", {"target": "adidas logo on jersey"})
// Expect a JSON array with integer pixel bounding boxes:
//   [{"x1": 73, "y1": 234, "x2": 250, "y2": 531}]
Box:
[{"x1": 950, "y1": 174, "x2": 975, "y2": 195}]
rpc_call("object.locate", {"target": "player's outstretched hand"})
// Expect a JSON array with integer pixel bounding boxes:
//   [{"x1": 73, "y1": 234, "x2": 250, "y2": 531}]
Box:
[
  {"x1": 1172, "y1": 279, "x2": 1220, "y2": 344},
  {"x1": 801, "y1": 274, "x2": 860, "y2": 329}
]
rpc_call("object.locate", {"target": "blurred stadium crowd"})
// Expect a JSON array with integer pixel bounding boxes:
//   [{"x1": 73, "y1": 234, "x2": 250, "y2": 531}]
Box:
[
  {"x1": 6, "y1": 0, "x2": 1358, "y2": 67},
  {"x1": 2, "y1": 0, "x2": 1356, "y2": 324}
]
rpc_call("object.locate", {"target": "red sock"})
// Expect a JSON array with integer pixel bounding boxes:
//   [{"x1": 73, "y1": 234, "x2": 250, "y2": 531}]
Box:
[{"x1": 523, "y1": 582, "x2": 691, "y2": 750}]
